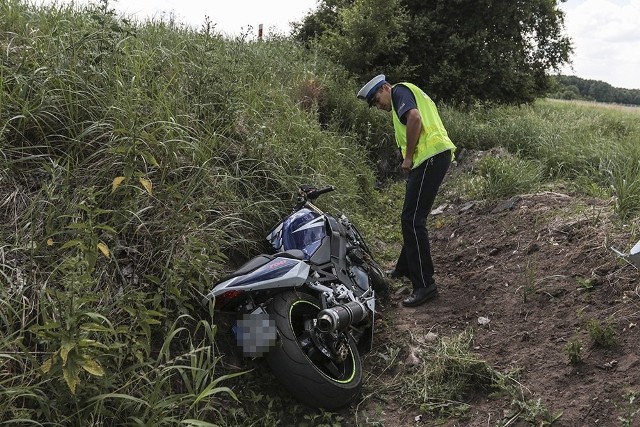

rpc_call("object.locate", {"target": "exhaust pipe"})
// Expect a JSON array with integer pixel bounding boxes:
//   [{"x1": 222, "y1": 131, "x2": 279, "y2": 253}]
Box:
[{"x1": 317, "y1": 301, "x2": 368, "y2": 333}]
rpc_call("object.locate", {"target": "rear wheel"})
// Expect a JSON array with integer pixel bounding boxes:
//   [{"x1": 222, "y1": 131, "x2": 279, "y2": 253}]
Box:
[
  {"x1": 266, "y1": 291, "x2": 362, "y2": 410},
  {"x1": 366, "y1": 260, "x2": 389, "y2": 296}
]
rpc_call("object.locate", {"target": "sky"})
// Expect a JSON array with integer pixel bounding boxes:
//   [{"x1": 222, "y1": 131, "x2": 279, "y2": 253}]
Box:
[
  {"x1": 558, "y1": 0, "x2": 640, "y2": 90},
  {"x1": 36, "y1": 0, "x2": 640, "y2": 90}
]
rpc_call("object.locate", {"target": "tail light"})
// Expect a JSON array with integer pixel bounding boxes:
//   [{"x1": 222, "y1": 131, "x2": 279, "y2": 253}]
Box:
[{"x1": 214, "y1": 290, "x2": 246, "y2": 309}]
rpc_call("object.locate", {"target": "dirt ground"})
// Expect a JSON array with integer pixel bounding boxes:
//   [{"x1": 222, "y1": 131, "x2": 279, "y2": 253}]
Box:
[{"x1": 364, "y1": 180, "x2": 640, "y2": 426}]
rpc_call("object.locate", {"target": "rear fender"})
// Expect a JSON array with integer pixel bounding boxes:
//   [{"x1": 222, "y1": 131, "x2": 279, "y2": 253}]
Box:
[{"x1": 204, "y1": 256, "x2": 310, "y2": 303}]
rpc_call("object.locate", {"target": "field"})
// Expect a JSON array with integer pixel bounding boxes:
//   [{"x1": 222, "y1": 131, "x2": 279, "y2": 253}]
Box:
[{"x1": 549, "y1": 98, "x2": 640, "y2": 113}]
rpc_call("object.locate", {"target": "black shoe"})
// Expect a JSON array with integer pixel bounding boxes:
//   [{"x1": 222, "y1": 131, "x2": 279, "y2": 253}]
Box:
[
  {"x1": 402, "y1": 284, "x2": 438, "y2": 307},
  {"x1": 385, "y1": 269, "x2": 406, "y2": 279}
]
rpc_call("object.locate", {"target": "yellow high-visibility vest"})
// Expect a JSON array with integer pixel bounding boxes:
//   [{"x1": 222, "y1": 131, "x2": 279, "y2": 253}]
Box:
[{"x1": 391, "y1": 82, "x2": 456, "y2": 168}]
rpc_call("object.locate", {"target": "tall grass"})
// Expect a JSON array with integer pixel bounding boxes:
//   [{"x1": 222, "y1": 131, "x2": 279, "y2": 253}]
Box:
[
  {"x1": 1, "y1": 0, "x2": 377, "y2": 424},
  {"x1": 443, "y1": 100, "x2": 640, "y2": 218}
]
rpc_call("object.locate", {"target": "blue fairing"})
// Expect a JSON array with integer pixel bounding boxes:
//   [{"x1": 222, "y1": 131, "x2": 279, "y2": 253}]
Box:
[{"x1": 281, "y1": 208, "x2": 326, "y2": 258}]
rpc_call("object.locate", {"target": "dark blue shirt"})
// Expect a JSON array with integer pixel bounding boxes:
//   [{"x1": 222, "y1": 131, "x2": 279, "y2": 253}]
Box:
[{"x1": 391, "y1": 84, "x2": 418, "y2": 125}]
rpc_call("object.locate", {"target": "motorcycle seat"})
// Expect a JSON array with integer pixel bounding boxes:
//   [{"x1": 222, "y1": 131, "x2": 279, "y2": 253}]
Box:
[{"x1": 277, "y1": 249, "x2": 306, "y2": 260}]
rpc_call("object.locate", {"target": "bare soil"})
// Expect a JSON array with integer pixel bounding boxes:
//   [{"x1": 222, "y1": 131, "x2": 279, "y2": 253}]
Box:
[{"x1": 364, "y1": 181, "x2": 640, "y2": 426}]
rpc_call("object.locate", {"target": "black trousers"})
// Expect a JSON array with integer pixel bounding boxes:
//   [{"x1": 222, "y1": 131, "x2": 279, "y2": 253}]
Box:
[{"x1": 395, "y1": 150, "x2": 451, "y2": 290}]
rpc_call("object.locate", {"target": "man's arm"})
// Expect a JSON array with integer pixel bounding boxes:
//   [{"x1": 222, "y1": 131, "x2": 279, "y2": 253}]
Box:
[{"x1": 402, "y1": 109, "x2": 422, "y2": 173}]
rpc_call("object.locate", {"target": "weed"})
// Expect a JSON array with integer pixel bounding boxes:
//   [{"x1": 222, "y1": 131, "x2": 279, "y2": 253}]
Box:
[
  {"x1": 617, "y1": 391, "x2": 640, "y2": 427},
  {"x1": 476, "y1": 155, "x2": 544, "y2": 200},
  {"x1": 609, "y1": 154, "x2": 640, "y2": 221},
  {"x1": 564, "y1": 339, "x2": 583, "y2": 365},
  {"x1": 587, "y1": 319, "x2": 617, "y2": 348},
  {"x1": 302, "y1": 411, "x2": 344, "y2": 427},
  {"x1": 491, "y1": 370, "x2": 563, "y2": 426},
  {"x1": 576, "y1": 276, "x2": 596, "y2": 291},
  {"x1": 381, "y1": 329, "x2": 499, "y2": 418}
]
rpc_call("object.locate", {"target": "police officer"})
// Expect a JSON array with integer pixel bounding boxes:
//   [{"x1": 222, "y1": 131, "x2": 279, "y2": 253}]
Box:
[{"x1": 358, "y1": 74, "x2": 455, "y2": 307}]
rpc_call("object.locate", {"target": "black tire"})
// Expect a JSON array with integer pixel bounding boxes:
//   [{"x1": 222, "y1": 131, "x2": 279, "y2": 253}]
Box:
[
  {"x1": 266, "y1": 291, "x2": 362, "y2": 410},
  {"x1": 367, "y1": 260, "x2": 390, "y2": 296},
  {"x1": 348, "y1": 224, "x2": 389, "y2": 295}
]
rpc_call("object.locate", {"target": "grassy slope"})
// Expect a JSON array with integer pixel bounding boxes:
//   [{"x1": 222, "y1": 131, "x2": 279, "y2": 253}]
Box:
[
  {"x1": 2, "y1": 1, "x2": 640, "y2": 425},
  {"x1": 1, "y1": 1, "x2": 379, "y2": 423}
]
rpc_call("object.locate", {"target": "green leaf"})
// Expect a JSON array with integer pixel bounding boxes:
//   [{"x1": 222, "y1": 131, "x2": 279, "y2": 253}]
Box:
[
  {"x1": 140, "y1": 150, "x2": 160, "y2": 167},
  {"x1": 63, "y1": 363, "x2": 81, "y2": 394},
  {"x1": 80, "y1": 323, "x2": 113, "y2": 333},
  {"x1": 192, "y1": 372, "x2": 246, "y2": 405},
  {"x1": 60, "y1": 341, "x2": 75, "y2": 365},
  {"x1": 82, "y1": 312, "x2": 114, "y2": 327},
  {"x1": 78, "y1": 339, "x2": 110, "y2": 350},
  {"x1": 41, "y1": 357, "x2": 53, "y2": 374},
  {"x1": 144, "y1": 275, "x2": 162, "y2": 285},
  {"x1": 30, "y1": 321, "x2": 60, "y2": 332},
  {"x1": 81, "y1": 358, "x2": 105, "y2": 377},
  {"x1": 193, "y1": 386, "x2": 238, "y2": 405},
  {"x1": 94, "y1": 224, "x2": 118, "y2": 233},
  {"x1": 87, "y1": 393, "x2": 150, "y2": 407},
  {"x1": 60, "y1": 239, "x2": 83, "y2": 250},
  {"x1": 181, "y1": 420, "x2": 220, "y2": 427}
]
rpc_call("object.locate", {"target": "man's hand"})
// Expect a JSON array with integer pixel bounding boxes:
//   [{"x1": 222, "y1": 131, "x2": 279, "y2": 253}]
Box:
[{"x1": 401, "y1": 158, "x2": 413, "y2": 173}]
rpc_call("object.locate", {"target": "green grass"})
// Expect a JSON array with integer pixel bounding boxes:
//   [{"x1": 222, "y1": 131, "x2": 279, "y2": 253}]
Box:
[
  {"x1": 1, "y1": 0, "x2": 377, "y2": 424},
  {"x1": 442, "y1": 100, "x2": 640, "y2": 217},
  {"x1": 586, "y1": 319, "x2": 617, "y2": 348}
]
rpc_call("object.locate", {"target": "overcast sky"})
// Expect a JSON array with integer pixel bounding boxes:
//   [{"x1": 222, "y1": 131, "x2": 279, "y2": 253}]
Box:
[
  {"x1": 36, "y1": 0, "x2": 640, "y2": 90},
  {"x1": 558, "y1": 0, "x2": 640, "y2": 90}
]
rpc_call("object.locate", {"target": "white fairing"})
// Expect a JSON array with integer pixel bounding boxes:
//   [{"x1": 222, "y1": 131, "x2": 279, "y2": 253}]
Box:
[
  {"x1": 293, "y1": 216, "x2": 325, "y2": 233},
  {"x1": 204, "y1": 258, "x2": 310, "y2": 301},
  {"x1": 629, "y1": 239, "x2": 640, "y2": 268}
]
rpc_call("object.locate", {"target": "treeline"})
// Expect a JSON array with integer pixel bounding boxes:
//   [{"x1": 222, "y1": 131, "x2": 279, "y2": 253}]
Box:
[{"x1": 549, "y1": 75, "x2": 640, "y2": 106}]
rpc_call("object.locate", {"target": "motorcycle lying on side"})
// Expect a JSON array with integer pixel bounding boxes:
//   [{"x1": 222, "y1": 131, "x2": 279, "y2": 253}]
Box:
[{"x1": 203, "y1": 185, "x2": 388, "y2": 410}]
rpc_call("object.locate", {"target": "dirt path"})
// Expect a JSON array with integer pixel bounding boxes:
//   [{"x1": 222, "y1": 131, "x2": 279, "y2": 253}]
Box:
[{"x1": 365, "y1": 191, "x2": 640, "y2": 426}]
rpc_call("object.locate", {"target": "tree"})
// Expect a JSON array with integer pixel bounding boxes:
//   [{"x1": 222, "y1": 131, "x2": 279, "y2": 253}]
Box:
[
  {"x1": 292, "y1": 0, "x2": 350, "y2": 43},
  {"x1": 294, "y1": 0, "x2": 573, "y2": 104},
  {"x1": 295, "y1": 0, "x2": 413, "y2": 80}
]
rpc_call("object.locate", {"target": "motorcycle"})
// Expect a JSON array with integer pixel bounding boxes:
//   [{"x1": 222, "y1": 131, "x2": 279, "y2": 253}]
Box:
[{"x1": 203, "y1": 185, "x2": 388, "y2": 410}]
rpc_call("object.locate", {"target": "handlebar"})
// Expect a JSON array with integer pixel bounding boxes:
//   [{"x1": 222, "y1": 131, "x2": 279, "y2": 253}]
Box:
[
  {"x1": 295, "y1": 185, "x2": 335, "y2": 210},
  {"x1": 304, "y1": 185, "x2": 335, "y2": 200},
  {"x1": 300, "y1": 185, "x2": 336, "y2": 200}
]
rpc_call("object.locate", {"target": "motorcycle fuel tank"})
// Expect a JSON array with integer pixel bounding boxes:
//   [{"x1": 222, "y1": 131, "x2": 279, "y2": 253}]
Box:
[{"x1": 267, "y1": 208, "x2": 326, "y2": 259}]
